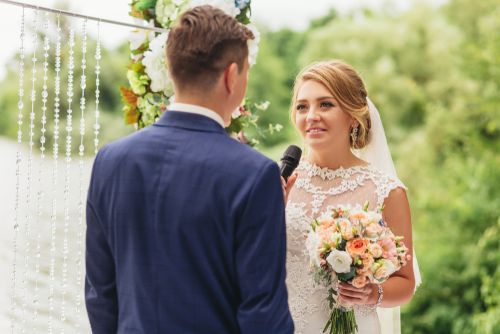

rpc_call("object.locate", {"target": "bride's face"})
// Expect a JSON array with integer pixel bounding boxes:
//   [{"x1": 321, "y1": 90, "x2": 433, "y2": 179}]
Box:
[{"x1": 294, "y1": 80, "x2": 353, "y2": 151}]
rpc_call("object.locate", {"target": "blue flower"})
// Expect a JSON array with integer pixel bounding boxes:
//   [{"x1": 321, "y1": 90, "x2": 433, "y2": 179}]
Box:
[{"x1": 235, "y1": 0, "x2": 250, "y2": 10}]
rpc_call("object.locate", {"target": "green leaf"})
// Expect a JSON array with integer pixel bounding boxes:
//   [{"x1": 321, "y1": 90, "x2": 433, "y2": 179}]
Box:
[
  {"x1": 135, "y1": 0, "x2": 157, "y2": 11},
  {"x1": 337, "y1": 266, "x2": 356, "y2": 282}
]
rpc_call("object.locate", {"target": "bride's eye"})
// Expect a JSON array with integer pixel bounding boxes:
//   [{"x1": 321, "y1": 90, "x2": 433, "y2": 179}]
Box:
[
  {"x1": 296, "y1": 104, "x2": 308, "y2": 112},
  {"x1": 320, "y1": 101, "x2": 334, "y2": 109}
]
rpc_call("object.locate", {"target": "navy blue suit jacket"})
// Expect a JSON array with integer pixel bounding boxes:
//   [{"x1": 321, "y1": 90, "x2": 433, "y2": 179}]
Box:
[{"x1": 85, "y1": 111, "x2": 294, "y2": 333}]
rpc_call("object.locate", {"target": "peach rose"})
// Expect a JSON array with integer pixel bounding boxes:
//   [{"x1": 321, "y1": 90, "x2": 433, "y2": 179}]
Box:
[
  {"x1": 352, "y1": 275, "x2": 368, "y2": 289},
  {"x1": 346, "y1": 238, "x2": 369, "y2": 257}
]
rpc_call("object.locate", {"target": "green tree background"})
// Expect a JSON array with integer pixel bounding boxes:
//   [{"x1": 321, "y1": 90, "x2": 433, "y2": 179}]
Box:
[{"x1": 0, "y1": 0, "x2": 498, "y2": 332}]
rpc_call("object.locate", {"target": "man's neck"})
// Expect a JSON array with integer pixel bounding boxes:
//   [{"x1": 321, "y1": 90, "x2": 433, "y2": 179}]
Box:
[{"x1": 174, "y1": 95, "x2": 227, "y2": 123}]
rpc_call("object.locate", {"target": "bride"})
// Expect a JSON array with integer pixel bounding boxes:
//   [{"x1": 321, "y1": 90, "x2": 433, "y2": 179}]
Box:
[{"x1": 283, "y1": 60, "x2": 421, "y2": 334}]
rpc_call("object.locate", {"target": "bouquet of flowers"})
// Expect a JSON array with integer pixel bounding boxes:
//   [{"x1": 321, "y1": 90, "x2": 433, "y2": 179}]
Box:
[{"x1": 306, "y1": 203, "x2": 411, "y2": 334}]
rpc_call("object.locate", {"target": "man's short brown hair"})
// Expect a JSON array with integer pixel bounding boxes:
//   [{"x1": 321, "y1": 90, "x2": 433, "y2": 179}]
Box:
[{"x1": 166, "y1": 5, "x2": 254, "y2": 91}]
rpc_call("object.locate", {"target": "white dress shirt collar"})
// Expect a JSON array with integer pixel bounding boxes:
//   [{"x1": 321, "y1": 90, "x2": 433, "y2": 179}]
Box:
[{"x1": 168, "y1": 103, "x2": 225, "y2": 128}]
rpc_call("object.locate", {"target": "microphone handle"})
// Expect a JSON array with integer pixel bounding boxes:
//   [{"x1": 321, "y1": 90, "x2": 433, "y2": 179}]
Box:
[{"x1": 280, "y1": 162, "x2": 296, "y2": 181}]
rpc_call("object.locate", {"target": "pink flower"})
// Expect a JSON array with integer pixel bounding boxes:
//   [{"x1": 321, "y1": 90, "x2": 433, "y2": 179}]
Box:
[
  {"x1": 368, "y1": 243, "x2": 383, "y2": 258},
  {"x1": 365, "y1": 223, "x2": 383, "y2": 238},
  {"x1": 352, "y1": 275, "x2": 368, "y2": 288},
  {"x1": 378, "y1": 238, "x2": 398, "y2": 259},
  {"x1": 362, "y1": 254, "x2": 375, "y2": 268},
  {"x1": 373, "y1": 260, "x2": 397, "y2": 281},
  {"x1": 338, "y1": 219, "x2": 354, "y2": 240}
]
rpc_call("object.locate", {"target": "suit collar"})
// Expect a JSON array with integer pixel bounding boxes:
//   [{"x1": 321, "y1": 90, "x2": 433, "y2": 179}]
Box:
[{"x1": 154, "y1": 110, "x2": 226, "y2": 134}]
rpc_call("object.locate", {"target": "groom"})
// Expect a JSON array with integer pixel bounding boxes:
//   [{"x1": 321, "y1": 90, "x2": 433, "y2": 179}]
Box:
[{"x1": 85, "y1": 5, "x2": 293, "y2": 334}]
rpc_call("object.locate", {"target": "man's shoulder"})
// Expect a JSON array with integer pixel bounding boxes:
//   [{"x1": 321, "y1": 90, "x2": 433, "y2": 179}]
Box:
[{"x1": 218, "y1": 136, "x2": 276, "y2": 171}]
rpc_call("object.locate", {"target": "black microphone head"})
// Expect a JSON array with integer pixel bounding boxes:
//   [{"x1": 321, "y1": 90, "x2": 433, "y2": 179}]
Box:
[
  {"x1": 281, "y1": 145, "x2": 302, "y2": 167},
  {"x1": 280, "y1": 145, "x2": 302, "y2": 180}
]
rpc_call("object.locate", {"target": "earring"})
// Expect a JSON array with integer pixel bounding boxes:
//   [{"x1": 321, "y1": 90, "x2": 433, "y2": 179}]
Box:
[{"x1": 351, "y1": 126, "x2": 358, "y2": 148}]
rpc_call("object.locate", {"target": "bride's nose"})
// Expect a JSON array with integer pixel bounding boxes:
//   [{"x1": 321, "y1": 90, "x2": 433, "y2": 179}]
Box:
[{"x1": 306, "y1": 108, "x2": 321, "y2": 122}]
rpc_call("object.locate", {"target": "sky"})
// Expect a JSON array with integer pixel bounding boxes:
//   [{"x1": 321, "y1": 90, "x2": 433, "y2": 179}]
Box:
[{"x1": 0, "y1": 0, "x2": 417, "y2": 79}]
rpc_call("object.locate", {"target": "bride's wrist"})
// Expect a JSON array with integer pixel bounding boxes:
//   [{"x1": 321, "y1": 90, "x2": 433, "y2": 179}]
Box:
[{"x1": 368, "y1": 284, "x2": 383, "y2": 309}]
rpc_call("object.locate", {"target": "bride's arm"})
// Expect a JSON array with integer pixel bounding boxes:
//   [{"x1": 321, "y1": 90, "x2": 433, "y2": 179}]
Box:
[
  {"x1": 338, "y1": 187, "x2": 415, "y2": 307},
  {"x1": 377, "y1": 187, "x2": 416, "y2": 307}
]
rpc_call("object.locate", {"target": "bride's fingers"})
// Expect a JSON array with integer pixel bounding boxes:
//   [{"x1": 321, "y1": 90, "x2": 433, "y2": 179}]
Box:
[
  {"x1": 338, "y1": 289, "x2": 364, "y2": 299},
  {"x1": 282, "y1": 173, "x2": 298, "y2": 204},
  {"x1": 338, "y1": 294, "x2": 362, "y2": 306},
  {"x1": 339, "y1": 283, "x2": 371, "y2": 295},
  {"x1": 286, "y1": 172, "x2": 298, "y2": 189}
]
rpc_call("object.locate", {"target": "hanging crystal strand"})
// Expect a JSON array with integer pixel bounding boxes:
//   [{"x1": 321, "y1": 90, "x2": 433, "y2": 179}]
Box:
[
  {"x1": 48, "y1": 14, "x2": 62, "y2": 334},
  {"x1": 61, "y1": 25, "x2": 75, "y2": 332},
  {"x1": 32, "y1": 12, "x2": 50, "y2": 327},
  {"x1": 75, "y1": 18, "x2": 87, "y2": 332},
  {"x1": 22, "y1": 8, "x2": 40, "y2": 333},
  {"x1": 11, "y1": 7, "x2": 26, "y2": 334},
  {"x1": 94, "y1": 20, "x2": 101, "y2": 155}
]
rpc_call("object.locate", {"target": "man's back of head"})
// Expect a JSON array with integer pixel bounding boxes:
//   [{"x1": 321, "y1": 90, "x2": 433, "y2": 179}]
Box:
[{"x1": 166, "y1": 5, "x2": 255, "y2": 125}]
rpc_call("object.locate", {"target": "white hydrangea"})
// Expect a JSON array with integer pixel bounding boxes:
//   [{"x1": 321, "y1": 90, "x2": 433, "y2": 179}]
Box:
[
  {"x1": 129, "y1": 20, "x2": 156, "y2": 60},
  {"x1": 189, "y1": 0, "x2": 241, "y2": 17},
  {"x1": 156, "y1": 0, "x2": 191, "y2": 28},
  {"x1": 142, "y1": 32, "x2": 172, "y2": 94},
  {"x1": 245, "y1": 24, "x2": 260, "y2": 67}
]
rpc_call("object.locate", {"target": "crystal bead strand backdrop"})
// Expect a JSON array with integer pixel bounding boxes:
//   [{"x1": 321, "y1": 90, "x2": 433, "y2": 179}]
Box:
[
  {"x1": 48, "y1": 13, "x2": 62, "y2": 333},
  {"x1": 11, "y1": 6, "x2": 25, "y2": 333},
  {"x1": 33, "y1": 11, "x2": 51, "y2": 325},
  {"x1": 75, "y1": 18, "x2": 88, "y2": 332},
  {"x1": 22, "y1": 8, "x2": 40, "y2": 333}
]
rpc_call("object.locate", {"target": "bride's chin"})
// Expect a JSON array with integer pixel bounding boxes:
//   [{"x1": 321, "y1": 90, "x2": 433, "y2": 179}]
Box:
[{"x1": 306, "y1": 139, "x2": 329, "y2": 150}]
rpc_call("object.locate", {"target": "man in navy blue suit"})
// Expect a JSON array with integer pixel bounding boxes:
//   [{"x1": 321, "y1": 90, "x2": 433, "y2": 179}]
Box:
[{"x1": 85, "y1": 5, "x2": 294, "y2": 333}]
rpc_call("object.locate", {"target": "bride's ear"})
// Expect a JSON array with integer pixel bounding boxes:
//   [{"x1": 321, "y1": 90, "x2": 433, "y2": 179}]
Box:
[{"x1": 350, "y1": 119, "x2": 360, "y2": 129}]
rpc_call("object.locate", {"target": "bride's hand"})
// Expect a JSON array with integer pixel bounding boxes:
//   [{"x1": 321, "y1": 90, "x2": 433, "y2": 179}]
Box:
[
  {"x1": 281, "y1": 173, "x2": 298, "y2": 205},
  {"x1": 337, "y1": 282, "x2": 379, "y2": 307}
]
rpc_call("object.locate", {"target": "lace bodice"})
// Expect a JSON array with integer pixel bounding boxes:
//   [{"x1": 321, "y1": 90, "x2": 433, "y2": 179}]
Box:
[{"x1": 285, "y1": 160, "x2": 406, "y2": 334}]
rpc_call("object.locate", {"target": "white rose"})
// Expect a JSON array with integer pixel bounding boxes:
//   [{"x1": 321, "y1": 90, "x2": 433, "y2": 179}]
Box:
[
  {"x1": 326, "y1": 249, "x2": 353, "y2": 274},
  {"x1": 142, "y1": 32, "x2": 172, "y2": 94},
  {"x1": 246, "y1": 24, "x2": 260, "y2": 67}
]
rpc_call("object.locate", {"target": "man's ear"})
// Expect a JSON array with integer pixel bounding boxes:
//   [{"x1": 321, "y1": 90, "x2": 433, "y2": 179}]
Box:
[{"x1": 223, "y1": 62, "x2": 239, "y2": 95}]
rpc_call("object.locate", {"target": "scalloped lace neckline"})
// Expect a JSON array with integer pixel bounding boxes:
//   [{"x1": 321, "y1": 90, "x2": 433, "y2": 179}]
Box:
[{"x1": 298, "y1": 160, "x2": 375, "y2": 180}]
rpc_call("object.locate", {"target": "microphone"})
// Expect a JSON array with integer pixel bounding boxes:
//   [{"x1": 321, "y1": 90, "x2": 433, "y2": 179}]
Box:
[{"x1": 279, "y1": 145, "x2": 302, "y2": 181}]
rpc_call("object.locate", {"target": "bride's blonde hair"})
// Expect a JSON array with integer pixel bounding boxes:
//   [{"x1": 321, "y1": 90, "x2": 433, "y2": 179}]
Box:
[{"x1": 290, "y1": 60, "x2": 371, "y2": 149}]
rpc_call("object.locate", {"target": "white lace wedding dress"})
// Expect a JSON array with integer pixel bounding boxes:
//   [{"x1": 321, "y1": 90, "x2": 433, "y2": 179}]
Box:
[{"x1": 286, "y1": 160, "x2": 406, "y2": 334}]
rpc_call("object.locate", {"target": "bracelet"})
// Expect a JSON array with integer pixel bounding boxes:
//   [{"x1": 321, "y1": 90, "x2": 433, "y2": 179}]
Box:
[{"x1": 374, "y1": 284, "x2": 384, "y2": 308}]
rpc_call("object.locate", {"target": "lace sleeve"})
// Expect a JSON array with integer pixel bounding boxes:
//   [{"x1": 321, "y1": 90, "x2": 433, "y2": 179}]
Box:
[{"x1": 374, "y1": 171, "x2": 407, "y2": 208}]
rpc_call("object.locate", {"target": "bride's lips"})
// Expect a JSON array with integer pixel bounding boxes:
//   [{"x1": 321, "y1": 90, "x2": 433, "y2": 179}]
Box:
[{"x1": 306, "y1": 127, "x2": 327, "y2": 137}]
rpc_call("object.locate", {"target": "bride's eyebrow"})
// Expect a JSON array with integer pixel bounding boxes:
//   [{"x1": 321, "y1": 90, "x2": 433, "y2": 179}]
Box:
[{"x1": 296, "y1": 96, "x2": 334, "y2": 102}]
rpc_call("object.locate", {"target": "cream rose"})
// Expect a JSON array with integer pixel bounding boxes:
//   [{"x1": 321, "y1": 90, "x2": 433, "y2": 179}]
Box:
[{"x1": 326, "y1": 249, "x2": 353, "y2": 273}]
